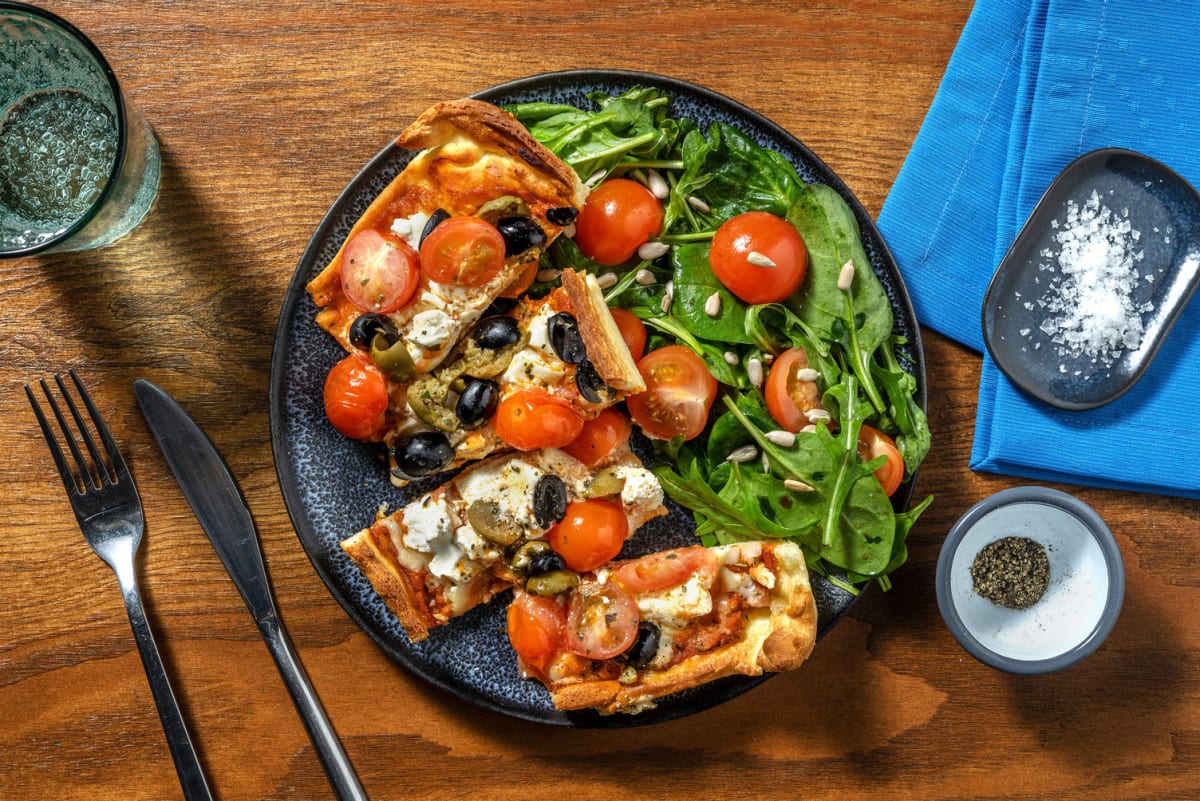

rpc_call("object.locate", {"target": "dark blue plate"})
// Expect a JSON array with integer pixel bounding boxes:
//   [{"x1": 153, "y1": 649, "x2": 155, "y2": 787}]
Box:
[
  {"x1": 982, "y1": 148, "x2": 1200, "y2": 410},
  {"x1": 268, "y1": 70, "x2": 926, "y2": 727}
]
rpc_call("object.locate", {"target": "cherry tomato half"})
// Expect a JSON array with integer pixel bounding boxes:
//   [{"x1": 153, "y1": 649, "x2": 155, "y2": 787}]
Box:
[
  {"x1": 507, "y1": 592, "x2": 566, "y2": 676},
  {"x1": 419, "y1": 216, "x2": 506, "y2": 287},
  {"x1": 561, "y1": 408, "x2": 632, "y2": 467},
  {"x1": 857, "y1": 424, "x2": 904, "y2": 496},
  {"x1": 709, "y1": 211, "x2": 808, "y2": 304},
  {"x1": 546, "y1": 498, "x2": 629, "y2": 572},
  {"x1": 340, "y1": 228, "x2": 421, "y2": 314},
  {"x1": 626, "y1": 345, "x2": 718, "y2": 441},
  {"x1": 573, "y1": 178, "x2": 664, "y2": 266},
  {"x1": 494, "y1": 389, "x2": 585, "y2": 451},
  {"x1": 323, "y1": 354, "x2": 389, "y2": 440},
  {"x1": 764, "y1": 347, "x2": 824, "y2": 433},
  {"x1": 609, "y1": 307, "x2": 648, "y2": 362},
  {"x1": 613, "y1": 545, "x2": 719, "y2": 596},
  {"x1": 565, "y1": 580, "x2": 640, "y2": 660}
]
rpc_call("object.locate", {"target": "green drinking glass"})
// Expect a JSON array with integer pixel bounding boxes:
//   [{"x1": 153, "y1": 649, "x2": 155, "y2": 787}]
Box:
[{"x1": 0, "y1": 2, "x2": 160, "y2": 256}]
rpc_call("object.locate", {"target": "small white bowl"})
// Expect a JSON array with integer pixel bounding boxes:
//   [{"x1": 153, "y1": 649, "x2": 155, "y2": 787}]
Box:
[{"x1": 936, "y1": 486, "x2": 1124, "y2": 674}]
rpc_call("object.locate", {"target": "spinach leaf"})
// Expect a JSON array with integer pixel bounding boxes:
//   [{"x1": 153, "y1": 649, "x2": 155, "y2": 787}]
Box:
[
  {"x1": 670, "y1": 242, "x2": 753, "y2": 345},
  {"x1": 692, "y1": 122, "x2": 804, "y2": 219},
  {"x1": 787, "y1": 183, "x2": 892, "y2": 413}
]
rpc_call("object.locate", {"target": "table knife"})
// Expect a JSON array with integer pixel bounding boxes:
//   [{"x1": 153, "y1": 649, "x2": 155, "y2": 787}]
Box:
[{"x1": 134, "y1": 379, "x2": 369, "y2": 801}]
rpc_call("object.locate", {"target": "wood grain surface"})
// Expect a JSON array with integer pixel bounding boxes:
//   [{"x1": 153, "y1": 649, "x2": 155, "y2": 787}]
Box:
[{"x1": 3, "y1": 2, "x2": 1197, "y2": 800}]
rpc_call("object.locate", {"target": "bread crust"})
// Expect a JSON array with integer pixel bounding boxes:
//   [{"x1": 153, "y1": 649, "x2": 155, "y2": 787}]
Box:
[
  {"x1": 544, "y1": 541, "x2": 817, "y2": 715},
  {"x1": 561, "y1": 269, "x2": 645, "y2": 393}
]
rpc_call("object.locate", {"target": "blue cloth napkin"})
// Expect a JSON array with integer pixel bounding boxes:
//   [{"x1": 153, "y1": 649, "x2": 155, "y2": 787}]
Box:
[{"x1": 878, "y1": 0, "x2": 1200, "y2": 498}]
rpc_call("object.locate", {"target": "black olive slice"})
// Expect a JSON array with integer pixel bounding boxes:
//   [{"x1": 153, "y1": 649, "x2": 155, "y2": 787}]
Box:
[
  {"x1": 533, "y1": 474, "x2": 568, "y2": 529},
  {"x1": 574, "y1": 358, "x2": 610, "y2": 404},
  {"x1": 546, "y1": 206, "x2": 578, "y2": 225},
  {"x1": 419, "y1": 208, "x2": 451, "y2": 247},
  {"x1": 348, "y1": 312, "x2": 399, "y2": 350},
  {"x1": 455, "y1": 377, "x2": 499, "y2": 427},
  {"x1": 525, "y1": 549, "x2": 567, "y2": 577},
  {"x1": 496, "y1": 216, "x2": 547, "y2": 256},
  {"x1": 548, "y1": 312, "x2": 586, "y2": 364},
  {"x1": 472, "y1": 315, "x2": 521, "y2": 350},
  {"x1": 391, "y1": 431, "x2": 455, "y2": 480},
  {"x1": 625, "y1": 622, "x2": 661, "y2": 668}
]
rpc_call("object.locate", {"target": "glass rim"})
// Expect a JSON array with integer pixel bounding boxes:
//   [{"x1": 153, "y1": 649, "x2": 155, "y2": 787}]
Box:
[{"x1": 0, "y1": 1, "x2": 130, "y2": 257}]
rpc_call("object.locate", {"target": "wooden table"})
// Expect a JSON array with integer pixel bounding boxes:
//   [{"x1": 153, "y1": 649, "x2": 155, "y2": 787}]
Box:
[{"x1": 4, "y1": 2, "x2": 1197, "y2": 799}]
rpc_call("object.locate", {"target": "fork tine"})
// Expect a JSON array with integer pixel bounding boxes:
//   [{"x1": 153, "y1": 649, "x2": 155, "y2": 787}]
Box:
[
  {"x1": 40, "y1": 376, "x2": 102, "y2": 492},
  {"x1": 59, "y1": 370, "x2": 122, "y2": 485},
  {"x1": 25, "y1": 382, "x2": 83, "y2": 495}
]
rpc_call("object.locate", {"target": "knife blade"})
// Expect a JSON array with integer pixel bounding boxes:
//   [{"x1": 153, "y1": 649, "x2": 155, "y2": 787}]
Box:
[{"x1": 134, "y1": 379, "x2": 368, "y2": 801}]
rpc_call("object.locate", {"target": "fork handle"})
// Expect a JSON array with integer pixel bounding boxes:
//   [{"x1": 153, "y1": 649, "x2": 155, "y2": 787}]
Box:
[
  {"x1": 256, "y1": 614, "x2": 369, "y2": 801},
  {"x1": 121, "y1": 584, "x2": 214, "y2": 801}
]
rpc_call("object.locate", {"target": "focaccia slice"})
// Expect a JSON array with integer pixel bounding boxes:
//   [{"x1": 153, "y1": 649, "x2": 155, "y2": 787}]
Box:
[
  {"x1": 511, "y1": 540, "x2": 817, "y2": 715},
  {"x1": 340, "y1": 441, "x2": 666, "y2": 642},
  {"x1": 386, "y1": 269, "x2": 644, "y2": 482},
  {"x1": 306, "y1": 98, "x2": 587, "y2": 373}
]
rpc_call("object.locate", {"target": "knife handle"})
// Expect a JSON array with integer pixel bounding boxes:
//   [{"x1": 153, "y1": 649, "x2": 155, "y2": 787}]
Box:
[{"x1": 257, "y1": 614, "x2": 369, "y2": 801}]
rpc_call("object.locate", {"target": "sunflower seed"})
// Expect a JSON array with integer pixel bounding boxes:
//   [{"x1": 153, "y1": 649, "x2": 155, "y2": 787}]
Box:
[
  {"x1": 784, "y1": 478, "x2": 816, "y2": 492},
  {"x1": 800, "y1": 424, "x2": 818, "y2": 434},
  {"x1": 807, "y1": 408, "x2": 832, "y2": 422},
  {"x1": 660, "y1": 281, "x2": 674, "y2": 314},
  {"x1": 747, "y1": 357, "x2": 764, "y2": 388},
  {"x1": 795, "y1": 367, "x2": 820, "y2": 382},
  {"x1": 635, "y1": 268, "x2": 657, "y2": 285},
  {"x1": 596, "y1": 272, "x2": 618, "y2": 290},
  {"x1": 762, "y1": 452, "x2": 770, "y2": 473},
  {"x1": 748, "y1": 251, "x2": 777, "y2": 268},
  {"x1": 535, "y1": 268, "x2": 561, "y2": 283},
  {"x1": 687, "y1": 195, "x2": 710, "y2": 213},
  {"x1": 723, "y1": 351, "x2": 739, "y2": 365},
  {"x1": 585, "y1": 169, "x2": 607, "y2": 188},
  {"x1": 765, "y1": 430, "x2": 796, "y2": 447},
  {"x1": 647, "y1": 169, "x2": 669, "y2": 199},
  {"x1": 704, "y1": 292, "x2": 722, "y2": 317},
  {"x1": 837, "y1": 260, "x2": 855, "y2": 291},
  {"x1": 726, "y1": 445, "x2": 758, "y2": 463},
  {"x1": 638, "y1": 241, "x2": 670, "y2": 260},
  {"x1": 563, "y1": 223, "x2": 576, "y2": 238}
]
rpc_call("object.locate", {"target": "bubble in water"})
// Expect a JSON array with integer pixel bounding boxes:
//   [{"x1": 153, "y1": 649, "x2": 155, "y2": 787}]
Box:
[{"x1": 0, "y1": 88, "x2": 118, "y2": 226}]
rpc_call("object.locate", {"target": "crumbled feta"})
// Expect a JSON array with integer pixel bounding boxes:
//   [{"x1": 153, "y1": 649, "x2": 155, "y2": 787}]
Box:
[
  {"x1": 390, "y1": 211, "x2": 430, "y2": 251},
  {"x1": 525, "y1": 303, "x2": 558, "y2": 355},
  {"x1": 409, "y1": 309, "x2": 454, "y2": 350},
  {"x1": 455, "y1": 457, "x2": 543, "y2": 529},
  {"x1": 402, "y1": 495, "x2": 468, "y2": 581},
  {"x1": 502, "y1": 348, "x2": 565, "y2": 385},
  {"x1": 637, "y1": 572, "x2": 713, "y2": 631},
  {"x1": 614, "y1": 465, "x2": 663, "y2": 511}
]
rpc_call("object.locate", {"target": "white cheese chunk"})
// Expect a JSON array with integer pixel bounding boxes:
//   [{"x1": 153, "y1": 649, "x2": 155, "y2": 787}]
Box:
[
  {"x1": 502, "y1": 348, "x2": 566, "y2": 386},
  {"x1": 636, "y1": 572, "x2": 714, "y2": 631},
  {"x1": 526, "y1": 303, "x2": 558, "y2": 355},
  {"x1": 401, "y1": 495, "x2": 467, "y2": 582},
  {"x1": 390, "y1": 211, "x2": 430, "y2": 251},
  {"x1": 455, "y1": 457, "x2": 544, "y2": 530},
  {"x1": 409, "y1": 309, "x2": 454, "y2": 350}
]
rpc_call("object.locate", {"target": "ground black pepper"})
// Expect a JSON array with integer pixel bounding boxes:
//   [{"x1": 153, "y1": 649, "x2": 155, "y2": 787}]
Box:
[{"x1": 970, "y1": 536, "x2": 1051, "y2": 610}]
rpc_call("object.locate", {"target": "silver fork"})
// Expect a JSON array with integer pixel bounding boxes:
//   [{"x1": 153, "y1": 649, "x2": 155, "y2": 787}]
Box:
[{"x1": 27, "y1": 371, "x2": 214, "y2": 801}]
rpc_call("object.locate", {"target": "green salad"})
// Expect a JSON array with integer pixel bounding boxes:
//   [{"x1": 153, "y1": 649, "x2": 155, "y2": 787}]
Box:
[{"x1": 508, "y1": 87, "x2": 932, "y2": 592}]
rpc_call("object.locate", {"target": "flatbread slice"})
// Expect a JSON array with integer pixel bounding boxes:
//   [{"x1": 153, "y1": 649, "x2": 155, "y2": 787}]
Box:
[
  {"x1": 510, "y1": 540, "x2": 817, "y2": 715},
  {"x1": 340, "y1": 441, "x2": 666, "y2": 642}
]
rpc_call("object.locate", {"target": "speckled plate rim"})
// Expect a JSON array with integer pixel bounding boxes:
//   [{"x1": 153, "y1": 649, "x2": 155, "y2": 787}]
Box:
[
  {"x1": 934, "y1": 486, "x2": 1125, "y2": 675},
  {"x1": 268, "y1": 69, "x2": 927, "y2": 727}
]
